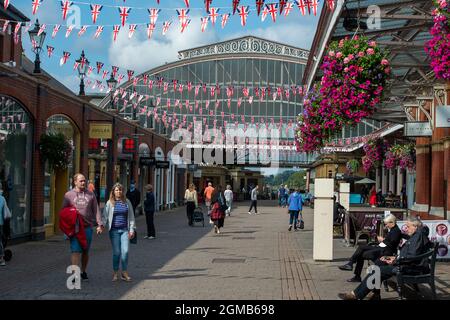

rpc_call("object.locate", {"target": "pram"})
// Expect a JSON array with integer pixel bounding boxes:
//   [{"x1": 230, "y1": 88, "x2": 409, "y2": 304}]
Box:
[
  {"x1": 192, "y1": 207, "x2": 205, "y2": 227},
  {"x1": 2, "y1": 219, "x2": 12, "y2": 261}
]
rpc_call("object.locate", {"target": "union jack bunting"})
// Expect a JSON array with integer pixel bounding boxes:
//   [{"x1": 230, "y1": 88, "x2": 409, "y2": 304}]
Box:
[
  {"x1": 200, "y1": 17, "x2": 208, "y2": 32},
  {"x1": 237, "y1": 6, "x2": 249, "y2": 27},
  {"x1": 112, "y1": 66, "x2": 119, "y2": 78},
  {"x1": 187, "y1": 81, "x2": 192, "y2": 92},
  {"x1": 205, "y1": 100, "x2": 210, "y2": 109},
  {"x1": 163, "y1": 82, "x2": 169, "y2": 93},
  {"x1": 32, "y1": 0, "x2": 42, "y2": 15},
  {"x1": 78, "y1": 25, "x2": 87, "y2": 37},
  {"x1": 117, "y1": 74, "x2": 125, "y2": 84},
  {"x1": 113, "y1": 25, "x2": 120, "y2": 42},
  {"x1": 256, "y1": 0, "x2": 265, "y2": 16},
  {"x1": 61, "y1": 1, "x2": 72, "y2": 20},
  {"x1": 127, "y1": 70, "x2": 135, "y2": 81},
  {"x1": 232, "y1": 0, "x2": 240, "y2": 15},
  {"x1": 37, "y1": 23, "x2": 46, "y2": 37},
  {"x1": 184, "y1": 0, "x2": 190, "y2": 8},
  {"x1": 128, "y1": 24, "x2": 137, "y2": 38},
  {"x1": 295, "y1": 0, "x2": 307, "y2": 15},
  {"x1": 177, "y1": 9, "x2": 190, "y2": 26},
  {"x1": 14, "y1": 23, "x2": 21, "y2": 36},
  {"x1": 60, "y1": 51, "x2": 70, "y2": 66},
  {"x1": 96, "y1": 61, "x2": 104, "y2": 74},
  {"x1": 195, "y1": 85, "x2": 200, "y2": 97},
  {"x1": 2, "y1": 20, "x2": 9, "y2": 33},
  {"x1": 46, "y1": 45, "x2": 54, "y2": 58},
  {"x1": 208, "y1": 7, "x2": 219, "y2": 25},
  {"x1": 143, "y1": 74, "x2": 149, "y2": 85},
  {"x1": 284, "y1": 1, "x2": 294, "y2": 16},
  {"x1": 73, "y1": 62, "x2": 79, "y2": 71},
  {"x1": 204, "y1": 0, "x2": 212, "y2": 13},
  {"x1": 94, "y1": 26, "x2": 103, "y2": 39},
  {"x1": 178, "y1": 84, "x2": 184, "y2": 93},
  {"x1": 162, "y1": 21, "x2": 171, "y2": 35},
  {"x1": 310, "y1": 0, "x2": 318, "y2": 15},
  {"x1": 146, "y1": 23, "x2": 155, "y2": 39},
  {"x1": 87, "y1": 66, "x2": 93, "y2": 75},
  {"x1": 221, "y1": 13, "x2": 230, "y2": 29},
  {"x1": 102, "y1": 70, "x2": 109, "y2": 79},
  {"x1": 327, "y1": 0, "x2": 335, "y2": 10},
  {"x1": 4, "y1": 0, "x2": 9, "y2": 10},
  {"x1": 90, "y1": 4, "x2": 102, "y2": 24},
  {"x1": 261, "y1": 5, "x2": 269, "y2": 21},
  {"x1": 52, "y1": 24, "x2": 61, "y2": 38},
  {"x1": 148, "y1": 8, "x2": 160, "y2": 25},
  {"x1": 180, "y1": 19, "x2": 190, "y2": 33},
  {"x1": 65, "y1": 25, "x2": 74, "y2": 38},
  {"x1": 118, "y1": 7, "x2": 131, "y2": 27},
  {"x1": 266, "y1": 3, "x2": 278, "y2": 22},
  {"x1": 279, "y1": 0, "x2": 287, "y2": 14}
]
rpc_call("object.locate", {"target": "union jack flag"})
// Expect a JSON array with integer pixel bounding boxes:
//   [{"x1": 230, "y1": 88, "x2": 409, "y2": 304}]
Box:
[
  {"x1": 61, "y1": 1, "x2": 72, "y2": 20},
  {"x1": 87, "y1": 66, "x2": 93, "y2": 76},
  {"x1": 184, "y1": 0, "x2": 190, "y2": 7},
  {"x1": 90, "y1": 4, "x2": 103, "y2": 24},
  {"x1": 162, "y1": 21, "x2": 171, "y2": 35},
  {"x1": 96, "y1": 61, "x2": 103, "y2": 74},
  {"x1": 128, "y1": 24, "x2": 137, "y2": 38},
  {"x1": 295, "y1": 0, "x2": 307, "y2": 15},
  {"x1": 148, "y1": 8, "x2": 160, "y2": 25},
  {"x1": 187, "y1": 81, "x2": 192, "y2": 92},
  {"x1": 172, "y1": 79, "x2": 178, "y2": 91},
  {"x1": 127, "y1": 70, "x2": 135, "y2": 81},
  {"x1": 37, "y1": 24, "x2": 46, "y2": 37},
  {"x1": 73, "y1": 61, "x2": 79, "y2": 71},
  {"x1": 65, "y1": 25, "x2": 74, "y2": 38},
  {"x1": 118, "y1": 7, "x2": 131, "y2": 27},
  {"x1": 284, "y1": 1, "x2": 294, "y2": 16},
  {"x1": 279, "y1": 0, "x2": 287, "y2": 14},
  {"x1": 208, "y1": 7, "x2": 219, "y2": 25},
  {"x1": 180, "y1": 19, "x2": 190, "y2": 33},
  {"x1": 177, "y1": 9, "x2": 190, "y2": 26},
  {"x1": 4, "y1": 0, "x2": 9, "y2": 10},
  {"x1": 232, "y1": 0, "x2": 240, "y2": 15},
  {"x1": 112, "y1": 66, "x2": 119, "y2": 78},
  {"x1": 32, "y1": 0, "x2": 42, "y2": 15},
  {"x1": 221, "y1": 13, "x2": 230, "y2": 29},
  {"x1": 266, "y1": 3, "x2": 278, "y2": 22},
  {"x1": 14, "y1": 23, "x2": 21, "y2": 36},
  {"x1": 52, "y1": 24, "x2": 61, "y2": 38},
  {"x1": 256, "y1": 0, "x2": 265, "y2": 16},
  {"x1": 46, "y1": 45, "x2": 54, "y2": 58},
  {"x1": 146, "y1": 23, "x2": 155, "y2": 39},
  {"x1": 195, "y1": 85, "x2": 200, "y2": 97},
  {"x1": 94, "y1": 26, "x2": 103, "y2": 39},
  {"x1": 327, "y1": 0, "x2": 335, "y2": 10},
  {"x1": 261, "y1": 5, "x2": 269, "y2": 21},
  {"x1": 148, "y1": 80, "x2": 153, "y2": 89},
  {"x1": 2, "y1": 20, "x2": 9, "y2": 33},
  {"x1": 200, "y1": 17, "x2": 208, "y2": 32},
  {"x1": 60, "y1": 51, "x2": 70, "y2": 66},
  {"x1": 178, "y1": 84, "x2": 184, "y2": 93},
  {"x1": 78, "y1": 25, "x2": 88, "y2": 37},
  {"x1": 117, "y1": 74, "x2": 125, "y2": 84},
  {"x1": 163, "y1": 82, "x2": 169, "y2": 93},
  {"x1": 102, "y1": 70, "x2": 109, "y2": 79},
  {"x1": 204, "y1": 0, "x2": 212, "y2": 13},
  {"x1": 310, "y1": 0, "x2": 318, "y2": 16},
  {"x1": 237, "y1": 6, "x2": 249, "y2": 27},
  {"x1": 113, "y1": 25, "x2": 120, "y2": 42}
]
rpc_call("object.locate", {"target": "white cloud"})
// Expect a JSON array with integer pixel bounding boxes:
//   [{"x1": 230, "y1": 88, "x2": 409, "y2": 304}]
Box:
[{"x1": 108, "y1": 15, "x2": 219, "y2": 74}]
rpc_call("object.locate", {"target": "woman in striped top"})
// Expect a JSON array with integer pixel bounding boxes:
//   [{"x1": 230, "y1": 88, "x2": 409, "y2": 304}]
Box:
[{"x1": 102, "y1": 183, "x2": 136, "y2": 282}]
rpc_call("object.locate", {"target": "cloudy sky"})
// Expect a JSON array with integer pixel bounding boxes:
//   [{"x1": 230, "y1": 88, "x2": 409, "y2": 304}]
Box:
[{"x1": 12, "y1": 0, "x2": 322, "y2": 93}]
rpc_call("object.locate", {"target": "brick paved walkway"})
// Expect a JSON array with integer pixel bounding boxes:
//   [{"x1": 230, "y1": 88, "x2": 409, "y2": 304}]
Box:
[{"x1": 0, "y1": 200, "x2": 449, "y2": 300}]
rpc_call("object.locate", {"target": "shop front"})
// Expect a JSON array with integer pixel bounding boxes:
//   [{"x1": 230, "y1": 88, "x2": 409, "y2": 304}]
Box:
[{"x1": 0, "y1": 95, "x2": 33, "y2": 239}]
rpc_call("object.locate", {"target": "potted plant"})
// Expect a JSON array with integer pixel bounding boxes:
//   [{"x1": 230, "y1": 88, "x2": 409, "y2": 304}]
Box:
[{"x1": 39, "y1": 132, "x2": 73, "y2": 170}]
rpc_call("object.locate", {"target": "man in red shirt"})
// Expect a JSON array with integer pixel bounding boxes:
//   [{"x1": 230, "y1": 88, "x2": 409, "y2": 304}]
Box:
[
  {"x1": 204, "y1": 182, "x2": 215, "y2": 223},
  {"x1": 62, "y1": 173, "x2": 103, "y2": 281}
]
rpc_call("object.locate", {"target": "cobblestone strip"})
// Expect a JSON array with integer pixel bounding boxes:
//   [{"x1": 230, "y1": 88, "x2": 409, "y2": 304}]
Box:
[{"x1": 279, "y1": 232, "x2": 320, "y2": 300}]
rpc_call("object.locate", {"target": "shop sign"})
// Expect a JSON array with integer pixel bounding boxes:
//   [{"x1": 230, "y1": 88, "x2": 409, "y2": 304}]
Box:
[
  {"x1": 89, "y1": 123, "x2": 112, "y2": 139},
  {"x1": 156, "y1": 161, "x2": 170, "y2": 169},
  {"x1": 187, "y1": 164, "x2": 198, "y2": 172},
  {"x1": 123, "y1": 138, "x2": 136, "y2": 153},
  {"x1": 140, "y1": 157, "x2": 156, "y2": 166},
  {"x1": 436, "y1": 106, "x2": 450, "y2": 128},
  {"x1": 193, "y1": 170, "x2": 202, "y2": 178},
  {"x1": 404, "y1": 121, "x2": 432, "y2": 137}
]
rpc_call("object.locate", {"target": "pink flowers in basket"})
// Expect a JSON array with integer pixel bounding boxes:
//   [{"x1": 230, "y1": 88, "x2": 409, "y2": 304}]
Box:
[
  {"x1": 425, "y1": 0, "x2": 450, "y2": 79},
  {"x1": 295, "y1": 36, "x2": 390, "y2": 152}
]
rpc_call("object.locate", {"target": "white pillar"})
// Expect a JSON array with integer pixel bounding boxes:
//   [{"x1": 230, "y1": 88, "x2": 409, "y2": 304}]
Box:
[
  {"x1": 376, "y1": 167, "x2": 381, "y2": 191},
  {"x1": 313, "y1": 179, "x2": 334, "y2": 261},
  {"x1": 382, "y1": 167, "x2": 387, "y2": 194},
  {"x1": 396, "y1": 167, "x2": 403, "y2": 195},
  {"x1": 407, "y1": 171, "x2": 415, "y2": 209},
  {"x1": 389, "y1": 169, "x2": 395, "y2": 194}
]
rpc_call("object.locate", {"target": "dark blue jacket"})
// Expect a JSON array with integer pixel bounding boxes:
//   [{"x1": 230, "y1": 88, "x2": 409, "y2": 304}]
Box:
[{"x1": 144, "y1": 192, "x2": 155, "y2": 213}]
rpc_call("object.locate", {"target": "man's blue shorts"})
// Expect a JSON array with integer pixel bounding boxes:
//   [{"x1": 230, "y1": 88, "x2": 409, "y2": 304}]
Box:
[{"x1": 69, "y1": 226, "x2": 93, "y2": 253}]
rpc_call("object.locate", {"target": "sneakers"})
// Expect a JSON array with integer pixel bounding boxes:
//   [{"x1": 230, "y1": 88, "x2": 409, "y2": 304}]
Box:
[
  {"x1": 112, "y1": 272, "x2": 119, "y2": 282},
  {"x1": 288, "y1": 225, "x2": 292, "y2": 231},
  {"x1": 81, "y1": 272, "x2": 89, "y2": 281},
  {"x1": 248, "y1": 212, "x2": 252, "y2": 215},
  {"x1": 121, "y1": 272, "x2": 132, "y2": 282},
  {"x1": 338, "y1": 263, "x2": 353, "y2": 271},
  {"x1": 144, "y1": 236, "x2": 149, "y2": 239},
  {"x1": 217, "y1": 228, "x2": 220, "y2": 234},
  {"x1": 214, "y1": 225, "x2": 218, "y2": 234},
  {"x1": 0, "y1": 258, "x2": 5, "y2": 266},
  {"x1": 148, "y1": 236, "x2": 155, "y2": 239}
]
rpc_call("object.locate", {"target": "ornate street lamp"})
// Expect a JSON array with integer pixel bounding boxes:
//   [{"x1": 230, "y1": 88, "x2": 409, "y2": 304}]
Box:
[
  {"x1": 106, "y1": 73, "x2": 117, "y2": 110},
  {"x1": 76, "y1": 50, "x2": 90, "y2": 96},
  {"x1": 28, "y1": 20, "x2": 46, "y2": 73}
]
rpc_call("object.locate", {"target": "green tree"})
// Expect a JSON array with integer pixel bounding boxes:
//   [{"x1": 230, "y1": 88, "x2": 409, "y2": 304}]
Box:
[{"x1": 286, "y1": 171, "x2": 306, "y2": 190}]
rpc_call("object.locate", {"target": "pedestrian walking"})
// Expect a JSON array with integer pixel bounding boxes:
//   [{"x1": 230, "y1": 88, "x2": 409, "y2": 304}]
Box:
[
  {"x1": 210, "y1": 187, "x2": 226, "y2": 234},
  {"x1": 248, "y1": 185, "x2": 259, "y2": 215},
  {"x1": 287, "y1": 188, "x2": 303, "y2": 231},
  {"x1": 102, "y1": 183, "x2": 136, "y2": 282},
  {"x1": 360, "y1": 185, "x2": 368, "y2": 204},
  {"x1": 204, "y1": 182, "x2": 215, "y2": 223},
  {"x1": 62, "y1": 173, "x2": 103, "y2": 281},
  {"x1": 143, "y1": 185, "x2": 156, "y2": 239},
  {"x1": 0, "y1": 186, "x2": 11, "y2": 267},
  {"x1": 184, "y1": 183, "x2": 198, "y2": 226},
  {"x1": 369, "y1": 185, "x2": 377, "y2": 207},
  {"x1": 224, "y1": 185, "x2": 233, "y2": 216},
  {"x1": 126, "y1": 181, "x2": 141, "y2": 215},
  {"x1": 278, "y1": 184, "x2": 286, "y2": 207}
]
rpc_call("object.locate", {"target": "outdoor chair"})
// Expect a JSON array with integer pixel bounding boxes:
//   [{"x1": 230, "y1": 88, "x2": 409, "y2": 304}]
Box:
[
  {"x1": 384, "y1": 242, "x2": 438, "y2": 300},
  {"x1": 348, "y1": 211, "x2": 372, "y2": 246},
  {"x1": 333, "y1": 207, "x2": 346, "y2": 237}
]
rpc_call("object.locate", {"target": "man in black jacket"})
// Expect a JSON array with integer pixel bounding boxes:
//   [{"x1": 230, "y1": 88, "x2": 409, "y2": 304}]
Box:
[
  {"x1": 143, "y1": 185, "x2": 156, "y2": 239},
  {"x1": 339, "y1": 214, "x2": 403, "y2": 282},
  {"x1": 338, "y1": 217, "x2": 431, "y2": 300}
]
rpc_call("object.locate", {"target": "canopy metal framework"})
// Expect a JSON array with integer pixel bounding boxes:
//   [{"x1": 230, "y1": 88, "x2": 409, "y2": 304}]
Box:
[{"x1": 304, "y1": 0, "x2": 435, "y2": 123}]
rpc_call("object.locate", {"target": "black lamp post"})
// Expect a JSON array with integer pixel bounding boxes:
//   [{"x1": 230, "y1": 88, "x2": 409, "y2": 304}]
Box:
[
  {"x1": 76, "y1": 50, "x2": 90, "y2": 96},
  {"x1": 28, "y1": 20, "x2": 46, "y2": 73},
  {"x1": 106, "y1": 72, "x2": 118, "y2": 110}
]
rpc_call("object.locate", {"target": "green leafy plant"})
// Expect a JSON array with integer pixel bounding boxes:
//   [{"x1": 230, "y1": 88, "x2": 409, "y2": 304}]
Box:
[{"x1": 39, "y1": 132, "x2": 73, "y2": 170}]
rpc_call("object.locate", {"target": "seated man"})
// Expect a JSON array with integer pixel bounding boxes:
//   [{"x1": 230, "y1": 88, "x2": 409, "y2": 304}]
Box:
[
  {"x1": 338, "y1": 217, "x2": 431, "y2": 300},
  {"x1": 338, "y1": 214, "x2": 402, "y2": 282}
]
